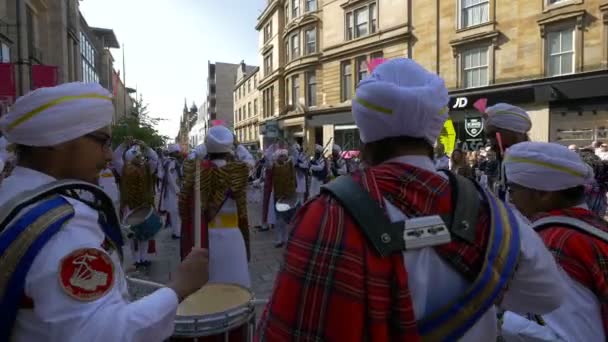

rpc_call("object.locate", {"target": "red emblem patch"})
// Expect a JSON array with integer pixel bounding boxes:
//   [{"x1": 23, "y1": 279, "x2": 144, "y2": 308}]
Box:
[{"x1": 59, "y1": 248, "x2": 115, "y2": 301}]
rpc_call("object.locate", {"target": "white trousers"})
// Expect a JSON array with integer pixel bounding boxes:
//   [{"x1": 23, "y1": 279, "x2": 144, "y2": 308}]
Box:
[{"x1": 209, "y1": 228, "x2": 251, "y2": 288}]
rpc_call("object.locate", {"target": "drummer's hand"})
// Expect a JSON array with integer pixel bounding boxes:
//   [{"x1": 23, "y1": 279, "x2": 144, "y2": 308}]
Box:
[{"x1": 169, "y1": 248, "x2": 209, "y2": 302}]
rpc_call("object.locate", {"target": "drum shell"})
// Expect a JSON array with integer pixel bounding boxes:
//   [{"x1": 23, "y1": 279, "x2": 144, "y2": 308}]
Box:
[{"x1": 123, "y1": 207, "x2": 162, "y2": 241}]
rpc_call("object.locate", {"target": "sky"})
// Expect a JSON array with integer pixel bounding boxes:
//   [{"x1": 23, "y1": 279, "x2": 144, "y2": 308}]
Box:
[{"x1": 80, "y1": 0, "x2": 266, "y2": 138}]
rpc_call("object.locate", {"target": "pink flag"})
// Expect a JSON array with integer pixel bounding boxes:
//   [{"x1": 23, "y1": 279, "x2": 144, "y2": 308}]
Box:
[
  {"x1": 473, "y1": 98, "x2": 488, "y2": 114},
  {"x1": 211, "y1": 119, "x2": 226, "y2": 126},
  {"x1": 367, "y1": 58, "x2": 389, "y2": 73}
]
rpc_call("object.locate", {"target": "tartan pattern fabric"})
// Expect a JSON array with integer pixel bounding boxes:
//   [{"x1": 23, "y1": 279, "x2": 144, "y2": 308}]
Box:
[
  {"x1": 533, "y1": 207, "x2": 608, "y2": 333},
  {"x1": 255, "y1": 162, "x2": 493, "y2": 341}
]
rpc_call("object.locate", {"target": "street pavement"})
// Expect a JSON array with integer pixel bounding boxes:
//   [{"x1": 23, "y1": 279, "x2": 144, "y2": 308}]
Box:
[{"x1": 125, "y1": 186, "x2": 284, "y2": 314}]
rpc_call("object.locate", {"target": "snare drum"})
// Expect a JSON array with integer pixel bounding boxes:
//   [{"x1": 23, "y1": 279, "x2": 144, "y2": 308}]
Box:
[
  {"x1": 170, "y1": 283, "x2": 255, "y2": 342},
  {"x1": 122, "y1": 206, "x2": 162, "y2": 241},
  {"x1": 274, "y1": 197, "x2": 299, "y2": 223}
]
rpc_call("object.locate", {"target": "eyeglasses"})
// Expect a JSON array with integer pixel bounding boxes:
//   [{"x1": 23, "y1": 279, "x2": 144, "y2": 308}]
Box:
[{"x1": 85, "y1": 133, "x2": 112, "y2": 150}]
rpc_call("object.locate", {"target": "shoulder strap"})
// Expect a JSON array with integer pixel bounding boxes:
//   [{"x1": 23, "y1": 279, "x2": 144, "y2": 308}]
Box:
[
  {"x1": 321, "y1": 176, "x2": 404, "y2": 257},
  {"x1": 533, "y1": 216, "x2": 608, "y2": 243},
  {"x1": 440, "y1": 170, "x2": 481, "y2": 244},
  {"x1": 0, "y1": 180, "x2": 123, "y2": 250},
  {"x1": 321, "y1": 171, "x2": 482, "y2": 256},
  {"x1": 0, "y1": 195, "x2": 75, "y2": 339}
]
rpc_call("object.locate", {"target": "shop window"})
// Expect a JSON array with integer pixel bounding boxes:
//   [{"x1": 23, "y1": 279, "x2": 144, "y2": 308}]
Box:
[
  {"x1": 546, "y1": 27, "x2": 575, "y2": 76},
  {"x1": 462, "y1": 47, "x2": 489, "y2": 88},
  {"x1": 459, "y1": 0, "x2": 490, "y2": 29}
]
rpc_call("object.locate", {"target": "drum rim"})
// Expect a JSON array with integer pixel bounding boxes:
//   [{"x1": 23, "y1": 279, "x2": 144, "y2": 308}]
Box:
[
  {"x1": 122, "y1": 205, "x2": 154, "y2": 225},
  {"x1": 175, "y1": 283, "x2": 254, "y2": 320}
]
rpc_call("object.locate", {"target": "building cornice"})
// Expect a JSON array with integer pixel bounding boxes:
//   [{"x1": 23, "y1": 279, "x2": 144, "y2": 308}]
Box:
[
  {"x1": 258, "y1": 69, "x2": 283, "y2": 89},
  {"x1": 283, "y1": 13, "x2": 321, "y2": 38},
  {"x1": 537, "y1": 9, "x2": 586, "y2": 37},
  {"x1": 256, "y1": 0, "x2": 281, "y2": 30},
  {"x1": 321, "y1": 26, "x2": 409, "y2": 62},
  {"x1": 284, "y1": 54, "x2": 322, "y2": 75}
]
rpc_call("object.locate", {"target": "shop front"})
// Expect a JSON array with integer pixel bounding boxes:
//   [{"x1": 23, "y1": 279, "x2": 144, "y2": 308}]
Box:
[{"x1": 306, "y1": 108, "x2": 358, "y2": 153}]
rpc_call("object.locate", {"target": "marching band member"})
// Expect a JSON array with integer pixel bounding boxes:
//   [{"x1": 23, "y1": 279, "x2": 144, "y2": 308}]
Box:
[
  {"x1": 115, "y1": 143, "x2": 159, "y2": 268},
  {"x1": 330, "y1": 144, "x2": 348, "y2": 178},
  {"x1": 97, "y1": 162, "x2": 120, "y2": 211},
  {"x1": 257, "y1": 58, "x2": 564, "y2": 341},
  {"x1": 308, "y1": 144, "x2": 327, "y2": 197},
  {"x1": 261, "y1": 143, "x2": 283, "y2": 232},
  {"x1": 483, "y1": 103, "x2": 531, "y2": 201},
  {"x1": 235, "y1": 143, "x2": 256, "y2": 168},
  {"x1": 0, "y1": 136, "x2": 16, "y2": 181},
  {"x1": 293, "y1": 142, "x2": 309, "y2": 203},
  {"x1": 0, "y1": 82, "x2": 208, "y2": 342},
  {"x1": 501, "y1": 142, "x2": 608, "y2": 341},
  {"x1": 180, "y1": 126, "x2": 251, "y2": 288},
  {"x1": 159, "y1": 143, "x2": 182, "y2": 239},
  {"x1": 267, "y1": 148, "x2": 296, "y2": 247}
]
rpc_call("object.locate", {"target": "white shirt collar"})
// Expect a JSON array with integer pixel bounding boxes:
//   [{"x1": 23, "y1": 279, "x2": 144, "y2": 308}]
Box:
[{"x1": 384, "y1": 155, "x2": 437, "y2": 173}]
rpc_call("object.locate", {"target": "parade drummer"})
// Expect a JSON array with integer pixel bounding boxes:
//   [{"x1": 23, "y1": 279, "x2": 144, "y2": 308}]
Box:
[
  {"x1": 180, "y1": 126, "x2": 251, "y2": 288},
  {"x1": 501, "y1": 142, "x2": 608, "y2": 341},
  {"x1": 482, "y1": 103, "x2": 531, "y2": 201},
  {"x1": 0, "y1": 82, "x2": 209, "y2": 342},
  {"x1": 257, "y1": 58, "x2": 564, "y2": 341},
  {"x1": 267, "y1": 148, "x2": 297, "y2": 248},
  {"x1": 159, "y1": 143, "x2": 183, "y2": 239},
  {"x1": 329, "y1": 144, "x2": 347, "y2": 178}
]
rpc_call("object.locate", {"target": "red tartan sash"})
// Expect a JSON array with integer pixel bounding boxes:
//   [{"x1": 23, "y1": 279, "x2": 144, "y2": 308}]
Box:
[
  {"x1": 257, "y1": 162, "x2": 518, "y2": 341},
  {"x1": 533, "y1": 207, "x2": 608, "y2": 332}
]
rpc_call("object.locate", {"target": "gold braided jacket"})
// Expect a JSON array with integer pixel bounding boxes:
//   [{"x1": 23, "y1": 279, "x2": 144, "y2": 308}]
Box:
[
  {"x1": 120, "y1": 162, "x2": 155, "y2": 211},
  {"x1": 272, "y1": 160, "x2": 296, "y2": 200}
]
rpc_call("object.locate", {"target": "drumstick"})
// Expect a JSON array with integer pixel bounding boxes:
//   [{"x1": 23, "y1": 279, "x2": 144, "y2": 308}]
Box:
[{"x1": 194, "y1": 160, "x2": 202, "y2": 248}]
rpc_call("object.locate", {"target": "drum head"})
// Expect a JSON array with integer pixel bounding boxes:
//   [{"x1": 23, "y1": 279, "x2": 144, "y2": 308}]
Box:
[
  {"x1": 177, "y1": 283, "x2": 252, "y2": 317},
  {"x1": 124, "y1": 206, "x2": 151, "y2": 225}
]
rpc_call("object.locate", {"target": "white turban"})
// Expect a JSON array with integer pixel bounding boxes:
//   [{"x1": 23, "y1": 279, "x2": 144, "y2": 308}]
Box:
[
  {"x1": 292, "y1": 142, "x2": 301, "y2": 150},
  {"x1": 0, "y1": 82, "x2": 113, "y2": 146},
  {"x1": 314, "y1": 144, "x2": 323, "y2": 152},
  {"x1": 332, "y1": 144, "x2": 342, "y2": 153},
  {"x1": 273, "y1": 148, "x2": 289, "y2": 161},
  {"x1": 352, "y1": 58, "x2": 449, "y2": 144},
  {"x1": 206, "y1": 125, "x2": 234, "y2": 153},
  {"x1": 484, "y1": 103, "x2": 532, "y2": 134},
  {"x1": 504, "y1": 142, "x2": 594, "y2": 192},
  {"x1": 124, "y1": 145, "x2": 143, "y2": 163},
  {"x1": 167, "y1": 143, "x2": 181, "y2": 154},
  {"x1": 195, "y1": 144, "x2": 207, "y2": 160}
]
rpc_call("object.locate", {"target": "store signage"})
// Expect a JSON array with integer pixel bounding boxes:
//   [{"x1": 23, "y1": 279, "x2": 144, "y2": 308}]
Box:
[
  {"x1": 452, "y1": 97, "x2": 469, "y2": 109},
  {"x1": 262, "y1": 120, "x2": 279, "y2": 138},
  {"x1": 464, "y1": 117, "x2": 483, "y2": 138}
]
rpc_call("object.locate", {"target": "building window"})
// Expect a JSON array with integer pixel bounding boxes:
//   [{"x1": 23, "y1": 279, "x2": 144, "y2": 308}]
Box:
[
  {"x1": 356, "y1": 56, "x2": 368, "y2": 84},
  {"x1": 264, "y1": 53, "x2": 273, "y2": 75},
  {"x1": 306, "y1": 0, "x2": 317, "y2": 12},
  {"x1": 285, "y1": 41, "x2": 290, "y2": 61},
  {"x1": 546, "y1": 27, "x2": 575, "y2": 76},
  {"x1": 291, "y1": 34, "x2": 300, "y2": 59},
  {"x1": 292, "y1": 0, "x2": 300, "y2": 18},
  {"x1": 462, "y1": 47, "x2": 489, "y2": 88},
  {"x1": 460, "y1": 0, "x2": 489, "y2": 29},
  {"x1": 306, "y1": 71, "x2": 317, "y2": 106},
  {"x1": 345, "y1": 2, "x2": 377, "y2": 40},
  {"x1": 254, "y1": 75, "x2": 257, "y2": 87},
  {"x1": 248, "y1": 80, "x2": 251, "y2": 92},
  {"x1": 285, "y1": 3, "x2": 290, "y2": 23},
  {"x1": 341, "y1": 61, "x2": 353, "y2": 101},
  {"x1": 254, "y1": 99, "x2": 258, "y2": 115},
  {"x1": 248, "y1": 102, "x2": 252, "y2": 118},
  {"x1": 264, "y1": 22, "x2": 272, "y2": 43},
  {"x1": 234, "y1": 111, "x2": 238, "y2": 123},
  {"x1": 292, "y1": 75, "x2": 300, "y2": 106},
  {"x1": 1, "y1": 42, "x2": 10, "y2": 63},
  {"x1": 370, "y1": 51, "x2": 384, "y2": 61},
  {"x1": 285, "y1": 77, "x2": 290, "y2": 104},
  {"x1": 305, "y1": 27, "x2": 317, "y2": 54},
  {"x1": 547, "y1": 0, "x2": 568, "y2": 5}
]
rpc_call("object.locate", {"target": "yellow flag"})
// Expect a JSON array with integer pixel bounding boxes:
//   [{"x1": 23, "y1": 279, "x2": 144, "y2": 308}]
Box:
[{"x1": 439, "y1": 119, "x2": 456, "y2": 154}]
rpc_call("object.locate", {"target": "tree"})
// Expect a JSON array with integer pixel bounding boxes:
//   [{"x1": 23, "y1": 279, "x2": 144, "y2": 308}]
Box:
[{"x1": 111, "y1": 94, "x2": 169, "y2": 149}]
